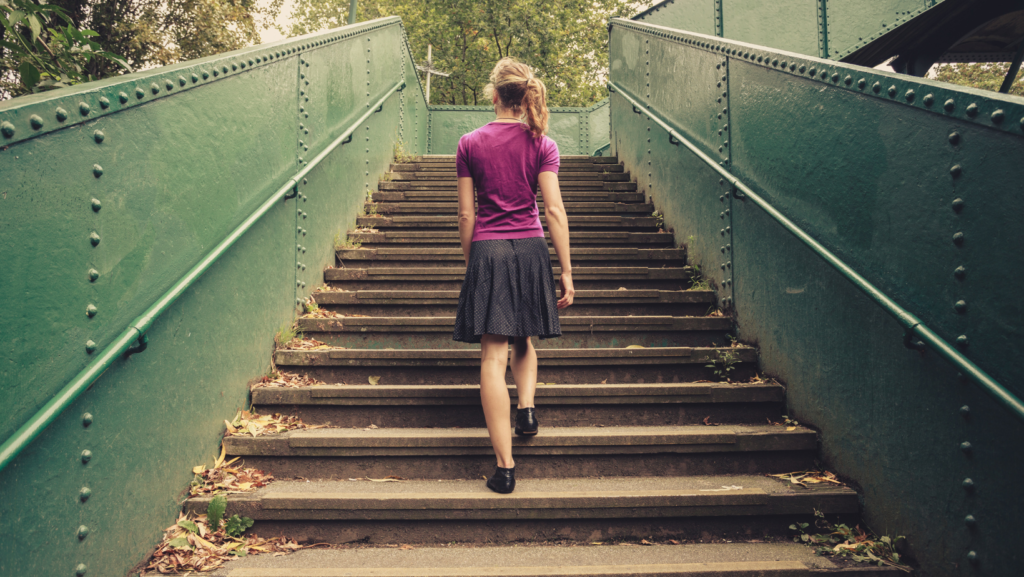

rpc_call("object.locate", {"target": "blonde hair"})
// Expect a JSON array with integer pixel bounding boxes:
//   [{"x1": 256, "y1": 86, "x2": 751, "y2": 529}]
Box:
[{"x1": 484, "y1": 57, "x2": 549, "y2": 138}]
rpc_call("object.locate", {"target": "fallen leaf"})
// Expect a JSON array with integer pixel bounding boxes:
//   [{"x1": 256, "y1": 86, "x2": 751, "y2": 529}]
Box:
[
  {"x1": 786, "y1": 426, "x2": 797, "y2": 431},
  {"x1": 600, "y1": 379, "x2": 607, "y2": 384},
  {"x1": 626, "y1": 345, "x2": 645, "y2": 349},
  {"x1": 398, "y1": 544, "x2": 414, "y2": 550},
  {"x1": 368, "y1": 376, "x2": 382, "y2": 385}
]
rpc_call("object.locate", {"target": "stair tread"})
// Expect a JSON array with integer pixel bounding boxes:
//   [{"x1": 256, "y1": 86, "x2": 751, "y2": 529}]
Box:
[
  {"x1": 276, "y1": 346, "x2": 753, "y2": 360},
  {"x1": 315, "y1": 289, "x2": 712, "y2": 301},
  {"x1": 184, "y1": 542, "x2": 881, "y2": 577}
]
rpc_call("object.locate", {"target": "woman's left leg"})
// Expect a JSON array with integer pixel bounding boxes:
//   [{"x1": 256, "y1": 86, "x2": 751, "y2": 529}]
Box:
[{"x1": 479, "y1": 333, "x2": 514, "y2": 468}]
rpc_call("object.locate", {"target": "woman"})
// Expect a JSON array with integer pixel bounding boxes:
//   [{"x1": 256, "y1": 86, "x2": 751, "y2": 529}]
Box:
[{"x1": 452, "y1": 57, "x2": 574, "y2": 494}]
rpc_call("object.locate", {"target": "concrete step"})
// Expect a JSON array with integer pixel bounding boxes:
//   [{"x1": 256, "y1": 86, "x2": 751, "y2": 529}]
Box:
[
  {"x1": 372, "y1": 191, "x2": 646, "y2": 203},
  {"x1": 252, "y1": 382, "x2": 783, "y2": 428},
  {"x1": 387, "y1": 171, "x2": 632, "y2": 182},
  {"x1": 334, "y1": 247, "x2": 685, "y2": 268},
  {"x1": 192, "y1": 542, "x2": 903, "y2": 577},
  {"x1": 356, "y1": 215, "x2": 660, "y2": 231},
  {"x1": 347, "y1": 230, "x2": 675, "y2": 247},
  {"x1": 379, "y1": 181, "x2": 639, "y2": 192},
  {"x1": 223, "y1": 425, "x2": 814, "y2": 479},
  {"x1": 297, "y1": 315, "x2": 729, "y2": 349},
  {"x1": 394, "y1": 161, "x2": 624, "y2": 172},
  {"x1": 323, "y1": 266, "x2": 693, "y2": 290},
  {"x1": 406, "y1": 154, "x2": 619, "y2": 164},
  {"x1": 366, "y1": 202, "x2": 654, "y2": 215},
  {"x1": 312, "y1": 289, "x2": 715, "y2": 317},
  {"x1": 273, "y1": 346, "x2": 757, "y2": 384},
  {"x1": 182, "y1": 475, "x2": 858, "y2": 545}
]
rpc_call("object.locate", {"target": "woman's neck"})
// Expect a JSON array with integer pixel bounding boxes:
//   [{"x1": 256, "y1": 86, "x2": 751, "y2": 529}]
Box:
[{"x1": 494, "y1": 105, "x2": 521, "y2": 123}]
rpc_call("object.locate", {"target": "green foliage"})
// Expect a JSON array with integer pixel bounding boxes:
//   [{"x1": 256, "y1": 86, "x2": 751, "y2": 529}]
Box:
[
  {"x1": 302, "y1": 298, "x2": 319, "y2": 314},
  {"x1": 0, "y1": 0, "x2": 130, "y2": 97},
  {"x1": 1, "y1": 0, "x2": 284, "y2": 99},
  {"x1": 393, "y1": 139, "x2": 415, "y2": 163},
  {"x1": 167, "y1": 536, "x2": 192, "y2": 549},
  {"x1": 207, "y1": 495, "x2": 227, "y2": 532},
  {"x1": 274, "y1": 322, "x2": 299, "y2": 347},
  {"x1": 177, "y1": 518, "x2": 200, "y2": 534},
  {"x1": 933, "y1": 62, "x2": 1024, "y2": 96},
  {"x1": 283, "y1": 0, "x2": 646, "y2": 106},
  {"x1": 689, "y1": 265, "x2": 711, "y2": 291},
  {"x1": 789, "y1": 510, "x2": 910, "y2": 571},
  {"x1": 224, "y1": 514, "x2": 254, "y2": 538},
  {"x1": 705, "y1": 349, "x2": 739, "y2": 381}
]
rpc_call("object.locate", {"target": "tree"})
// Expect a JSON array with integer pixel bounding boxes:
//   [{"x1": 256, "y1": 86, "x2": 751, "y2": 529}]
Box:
[
  {"x1": 283, "y1": 0, "x2": 647, "y2": 107},
  {"x1": 933, "y1": 62, "x2": 1023, "y2": 97},
  {"x1": 1, "y1": 0, "x2": 284, "y2": 100}
]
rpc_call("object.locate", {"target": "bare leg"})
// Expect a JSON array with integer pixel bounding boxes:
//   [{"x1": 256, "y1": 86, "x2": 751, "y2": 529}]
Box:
[
  {"x1": 510, "y1": 336, "x2": 538, "y2": 409},
  {"x1": 479, "y1": 334, "x2": 514, "y2": 468}
]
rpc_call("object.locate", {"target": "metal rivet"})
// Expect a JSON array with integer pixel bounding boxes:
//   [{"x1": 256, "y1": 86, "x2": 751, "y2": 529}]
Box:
[
  {"x1": 202, "y1": 71, "x2": 210, "y2": 80},
  {"x1": 956, "y1": 335, "x2": 969, "y2": 347},
  {"x1": 856, "y1": 78, "x2": 866, "y2": 89},
  {"x1": 93, "y1": 130, "x2": 105, "y2": 143},
  {"x1": 76, "y1": 564, "x2": 87, "y2": 576},
  {"x1": 904, "y1": 89, "x2": 915, "y2": 102},
  {"x1": 223, "y1": 66, "x2": 229, "y2": 73},
  {"x1": 842, "y1": 75, "x2": 852, "y2": 85},
  {"x1": 29, "y1": 114, "x2": 44, "y2": 129},
  {"x1": 952, "y1": 198, "x2": 964, "y2": 212},
  {"x1": 954, "y1": 266, "x2": 966, "y2": 280},
  {"x1": 966, "y1": 551, "x2": 978, "y2": 564},
  {"x1": 820, "y1": 70, "x2": 828, "y2": 79},
  {"x1": 798, "y1": 64, "x2": 806, "y2": 73},
  {"x1": 922, "y1": 94, "x2": 934, "y2": 106},
  {"x1": 89, "y1": 232, "x2": 101, "y2": 246},
  {"x1": 962, "y1": 478, "x2": 974, "y2": 490},
  {"x1": 808, "y1": 67, "x2": 816, "y2": 76},
  {"x1": 86, "y1": 304, "x2": 97, "y2": 318},
  {"x1": 232, "y1": 64, "x2": 238, "y2": 71},
  {"x1": 135, "y1": 87, "x2": 145, "y2": 99},
  {"x1": 965, "y1": 103, "x2": 978, "y2": 117},
  {"x1": 950, "y1": 164, "x2": 962, "y2": 178},
  {"x1": 191, "y1": 73, "x2": 199, "y2": 83},
  {"x1": 0, "y1": 120, "x2": 17, "y2": 138},
  {"x1": 78, "y1": 525, "x2": 89, "y2": 540},
  {"x1": 164, "y1": 79, "x2": 174, "y2": 90},
  {"x1": 959, "y1": 405, "x2": 970, "y2": 417},
  {"x1": 960, "y1": 440, "x2": 972, "y2": 452},
  {"x1": 178, "y1": 75, "x2": 187, "y2": 86},
  {"x1": 81, "y1": 449, "x2": 93, "y2": 462},
  {"x1": 991, "y1": 109, "x2": 1004, "y2": 124},
  {"x1": 119, "y1": 91, "x2": 129, "y2": 103},
  {"x1": 150, "y1": 82, "x2": 160, "y2": 94},
  {"x1": 93, "y1": 164, "x2": 103, "y2": 178},
  {"x1": 98, "y1": 96, "x2": 110, "y2": 109},
  {"x1": 948, "y1": 131, "x2": 960, "y2": 145},
  {"x1": 82, "y1": 413, "x2": 93, "y2": 427},
  {"x1": 79, "y1": 487, "x2": 91, "y2": 502},
  {"x1": 943, "y1": 98, "x2": 955, "y2": 112},
  {"x1": 953, "y1": 232, "x2": 964, "y2": 245},
  {"x1": 954, "y1": 300, "x2": 967, "y2": 313},
  {"x1": 213, "y1": 69, "x2": 219, "y2": 77},
  {"x1": 56, "y1": 107, "x2": 69, "y2": 121},
  {"x1": 79, "y1": 102, "x2": 91, "y2": 116},
  {"x1": 88, "y1": 269, "x2": 100, "y2": 282}
]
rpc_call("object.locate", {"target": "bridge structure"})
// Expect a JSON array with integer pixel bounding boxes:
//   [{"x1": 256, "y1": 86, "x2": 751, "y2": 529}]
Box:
[{"x1": 1, "y1": 2, "x2": 1022, "y2": 576}]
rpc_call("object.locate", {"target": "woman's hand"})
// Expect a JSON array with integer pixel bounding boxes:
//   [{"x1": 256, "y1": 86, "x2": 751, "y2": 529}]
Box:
[{"x1": 557, "y1": 271, "x2": 575, "y2": 309}]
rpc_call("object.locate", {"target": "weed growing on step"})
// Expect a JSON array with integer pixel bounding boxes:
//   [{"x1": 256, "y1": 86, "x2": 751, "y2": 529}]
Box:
[
  {"x1": 652, "y1": 210, "x2": 664, "y2": 229},
  {"x1": 689, "y1": 265, "x2": 711, "y2": 291},
  {"x1": 705, "y1": 349, "x2": 739, "y2": 381},
  {"x1": 274, "y1": 322, "x2": 299, "y2": 348},
  {"x1": 336, "y1": 237, "x2": 363, "y2": 250},
  {"x1": 379, "y1": 171, "x2": 393, "y2": 182},
  {"x1": 393, "y1": 139, "x2": 415, "y2": 164},
  {"x1": 366, "y1": 202, "x2": 379, "y2": 216},
  {"x1": 789, "y1": 510, "x2": 911, "y2": 572}
]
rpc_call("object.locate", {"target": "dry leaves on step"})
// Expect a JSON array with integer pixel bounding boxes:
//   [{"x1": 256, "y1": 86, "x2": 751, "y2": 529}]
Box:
[
  {"x1": 190, "y1": 448, "x2": 274, "y2": 496},
  {"x1": 368, "y1": 376, "x2": 381, "y2": 385},
  {"x1": 146, "y1": 511, "x2": 319, "y2": 574},
  {"x1": 224, "y1": 410, "x2": 325, "y2": 437},
  {"x1": 301, "y1": 308, "x2": 342, "y2": 319},
  {"x1": 280, "y1": 337, "x2": 331, "y2": 350},
  {"x1": 253, "y1": 370, "x2": 326, "y2": 389},
  {"x1": 702, "y1": 416, "x2": 720, "y2": 426},
  {"x1": 768, "y1": 470, "x2": 844, "y2": 488}
]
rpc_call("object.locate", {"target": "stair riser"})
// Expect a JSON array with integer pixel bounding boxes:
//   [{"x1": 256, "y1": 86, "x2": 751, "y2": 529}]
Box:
[
  {"x1": 249, "y1": 403, "x2": 783, "y2": 428},
  {"x1": 371, "y1": 193, "x2": 645, "y2": 202},
  {"x1": 391, "y1": 164, "x2": 625, "y2": 173},
  {"x1": 228, "y1": 451, "x2": 813, "y2": 481},
  {"x1": 387, "y1": 173, "x2": 633, "y2": 182},
  {"x1": 299, "y1": 330, "x2": 731, "y2": 350},
  {"x1": 177, "y1": 514, "x2": 855, "y2": 546},
  {"x1": 366, "y1": 205, "x2": 654, "y2": 215},
  {"x1": 332, "y1": 260, "x2": 685, "y2": 269},
  {"x1": 281, "y1": 365, "x2": 758, "y2": 385},
  {"x1": 325, "y1": 280, "x2": 694, "y2": 290},
  {"x1": 315, "y1": 304, "x2": 715, "y2": 317},
  {"x1": 378, "y1": 184, "x2": 639, "y2": 192},
  {"x1": 356, "y1": 218, "x2": 661, "y2": 230}
]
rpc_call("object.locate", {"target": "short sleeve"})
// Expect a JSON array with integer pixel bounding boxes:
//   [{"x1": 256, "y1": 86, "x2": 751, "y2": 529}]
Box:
[
  {"x1": 456, "y1": 135, "x2": 472, "y2": 178},
  {"x1": 539, "y1": 137, "x2": 559, "y2": 174}
]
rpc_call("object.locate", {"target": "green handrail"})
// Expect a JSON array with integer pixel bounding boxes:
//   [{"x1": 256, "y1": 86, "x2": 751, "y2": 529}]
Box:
[
  {"x1": 0, "y1": 79, "x2": 406, "y2": 473},
  {"x1": 608, "y1": 80, "x2": 1024, "y2": 424}
]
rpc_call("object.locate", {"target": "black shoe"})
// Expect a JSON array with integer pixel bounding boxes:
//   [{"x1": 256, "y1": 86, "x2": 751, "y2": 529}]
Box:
[
  {"x1": 486, "y1": 466, "x2": 516, "y2": 494},
  {"x1": 515, "y1": 407, "x2": 539, "y2": 436}
]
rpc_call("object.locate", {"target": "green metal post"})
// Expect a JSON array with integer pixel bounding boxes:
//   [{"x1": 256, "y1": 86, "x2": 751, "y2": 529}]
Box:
[{"x1": 349, "y1": 0, "x2": 358, "y2": 25}]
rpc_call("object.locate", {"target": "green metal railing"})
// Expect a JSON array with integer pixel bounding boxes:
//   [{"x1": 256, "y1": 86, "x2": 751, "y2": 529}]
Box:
[
  {"x1": 608, "y1": 80, "x2": 1024, "y2": 424},
  {"x1": 0, "y1": 79, "x2": 406, "y2": 473}
]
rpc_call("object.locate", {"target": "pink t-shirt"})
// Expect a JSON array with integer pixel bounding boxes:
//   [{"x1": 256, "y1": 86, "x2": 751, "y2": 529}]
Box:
[{"x1": 456, "y1": 122, "x2": 560, "y2": 242}]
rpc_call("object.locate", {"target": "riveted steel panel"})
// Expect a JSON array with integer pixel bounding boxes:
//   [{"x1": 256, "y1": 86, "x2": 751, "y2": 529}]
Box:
[
  {"x1": 0, "y1": 16, "x2": 424, "y2": 577},
  {"x1": 610, "y1": 19, "x2": 1024, "y2": 577},
  {"x1": 634, "y1": 0, "x2": 717, "y2": 35},
  {"x1": 648, "y1": 35, "x2": 727, "y2": 153},
  {"x1": 425, "y1": 107, "x2": 602, "y2": 155},
  {"x1": 826, "y1": 0, "x2": 932, "y2": 59},
  {"x1": 723, "y1": 0, "x2": 818, "y2": 57}
]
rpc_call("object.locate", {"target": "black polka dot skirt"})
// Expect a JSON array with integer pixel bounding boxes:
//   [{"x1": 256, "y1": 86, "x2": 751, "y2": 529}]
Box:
[{"x1": 453, "y1": 237, "x2": 562, "y2": 344}]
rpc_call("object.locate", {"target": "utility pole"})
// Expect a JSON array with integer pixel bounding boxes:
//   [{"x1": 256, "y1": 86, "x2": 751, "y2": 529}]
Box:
[
  {"x1": 415, "y1": 44, "x2": 450, "y2": 104},
  {"x1": 348, "y1": 0, "x2": 357, "y2": 24}
]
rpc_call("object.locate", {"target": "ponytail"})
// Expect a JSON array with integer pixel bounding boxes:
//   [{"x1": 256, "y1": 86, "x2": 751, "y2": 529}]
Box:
[{"x1": 485, "y1": 57, "x2": 549, "y2": 138}]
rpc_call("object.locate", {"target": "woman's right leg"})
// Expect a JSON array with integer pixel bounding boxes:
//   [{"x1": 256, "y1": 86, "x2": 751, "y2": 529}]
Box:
[
  {"x1": 510, "y1": 336, "x2": 537, "y2": 409},
  {"x1": 480, "y1": 333, "x2": 514, "y2": 468}
]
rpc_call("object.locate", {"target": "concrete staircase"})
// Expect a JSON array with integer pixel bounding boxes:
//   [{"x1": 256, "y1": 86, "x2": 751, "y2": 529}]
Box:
[{"x1": 186, "y1": 156, "x2": 895, "y2": 576}]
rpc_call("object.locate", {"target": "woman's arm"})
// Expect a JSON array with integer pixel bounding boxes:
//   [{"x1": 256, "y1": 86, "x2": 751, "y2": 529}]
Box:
[
  {"x1": 457, "y1": 176, "x2": 476, "y2": 266},
  {"x1": 538, "y1": 171, "x2": 574, "y2": 308}
]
